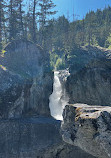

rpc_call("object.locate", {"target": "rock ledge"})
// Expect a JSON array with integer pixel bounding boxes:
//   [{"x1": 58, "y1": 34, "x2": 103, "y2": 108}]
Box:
[{"x1": 62, "y1": 104, "x2": 111, "y2": 158}]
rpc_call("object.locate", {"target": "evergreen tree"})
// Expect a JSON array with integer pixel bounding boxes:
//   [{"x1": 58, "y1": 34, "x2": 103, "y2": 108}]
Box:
[
  {"x1": 38, "y1": 0, "x2": 56, "y2": 28},
  {"x1": 32, "y1": 0, "x2": 37, "y2": 42},
  {"x1": 23, "y1": 12, "x2": 30, "y2": 40},
  {"x1": 0, "y1": 0, "x2": 6, "y2": 50},
  {"x1": 16, "y1": 0, "x2": 24, "y2": 38},
  {"x1": 25, "y1": 0, "x2": 38, "y2": 42},
  {"x1": 8, "y1": 0, "x2": 18, "y2": 40},
  {"x1": 38, "y1": 0, "x2": 56, "y2": 48}
]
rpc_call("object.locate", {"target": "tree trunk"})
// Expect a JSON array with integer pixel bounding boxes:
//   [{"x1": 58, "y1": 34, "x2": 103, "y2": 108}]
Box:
[
  {"x1": 19, "y1": 2, "x2": 24, "y2": 37},
  {"x1": 9, "y1": 0, "x2": 13, "y2": 40},
  {"x1": 32, "y1": 0, "x2": 36, "y2": 42},
  {"x1": 0, "y1": 1, "x2": 2, "y2": 51}
]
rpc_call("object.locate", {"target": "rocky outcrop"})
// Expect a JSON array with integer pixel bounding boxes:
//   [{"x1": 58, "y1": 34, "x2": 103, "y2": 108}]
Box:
[
  {"x1": 0, "y1": 116, "x2": 95, "y2": 158},
  {"x1": 0, "y1": 40, "x2": 53, "y2": 118},
  {"x1": 66, "y1": 46, "x2": 111, "y2": 106},
  {"x1": 42, "y1": 143, "x2": 95, "y2": 158},
  {"x1": 61, "y1": 46, "x2": 111, "y2": 157},
  {"x1": 62, "y1": 104, "x2": 111, "y2": 158},
  {"x1": 0, "y1": 117, "x2": 61, "y2": 158},
  {"x1": 58, "y1": 69, "x2": 70, "y2": 106}
]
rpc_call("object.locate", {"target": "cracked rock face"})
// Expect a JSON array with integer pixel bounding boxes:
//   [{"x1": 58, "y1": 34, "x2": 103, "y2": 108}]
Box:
[{"x1": 61, "y1": 104, "x2": 111, "y2": 158}]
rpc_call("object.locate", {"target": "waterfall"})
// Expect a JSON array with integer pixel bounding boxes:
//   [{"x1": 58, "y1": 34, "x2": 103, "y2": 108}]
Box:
[{"x1": 49, "y1": 71, "x2": 69, "y2": 120}]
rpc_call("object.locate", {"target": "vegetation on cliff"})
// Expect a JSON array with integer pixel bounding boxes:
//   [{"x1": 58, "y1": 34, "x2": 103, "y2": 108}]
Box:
[{"x1": 0, "y1": 1, "x2": 111, "y2": 70}]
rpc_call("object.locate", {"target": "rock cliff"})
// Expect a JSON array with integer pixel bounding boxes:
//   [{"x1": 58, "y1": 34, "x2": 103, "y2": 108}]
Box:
[
  {"x1": 0, "y1": 40, "x2": 53, "y2": 118},
  {"x1": 61, "y1": 46, "x2": 111, "y2": 158},
  {"x1": 0, "y1": 40, "x2": 97, "y2": 158},
  {"x1": 61, "y1": 104, "x2": 111, "y2": 158},
  {"x1": 66, "y1": 46, "x2": 111, "y2": 106}
]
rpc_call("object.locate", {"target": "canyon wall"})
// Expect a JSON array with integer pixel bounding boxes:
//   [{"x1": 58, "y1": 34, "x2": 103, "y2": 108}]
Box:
[
  {"x1": 66, "y1": 46, "x2": 111, "y2": 106},
  {"x1": 0, "y1": 40, "x2": 53, "y2": 118}
]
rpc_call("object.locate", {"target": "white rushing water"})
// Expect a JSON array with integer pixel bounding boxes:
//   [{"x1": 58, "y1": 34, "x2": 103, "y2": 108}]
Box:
[{"x1": 49, "y1": 71, "x2": 69, "y2": 120}]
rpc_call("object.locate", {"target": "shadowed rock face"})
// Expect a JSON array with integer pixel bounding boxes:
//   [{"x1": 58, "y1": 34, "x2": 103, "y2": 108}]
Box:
[
  {"x1": 66, "y1": 46, "x2": 111, "y2": 106},
  {"x1": 0, "y1": 40, "x2": 53, "y2": 118},
  {"x1": 61, "y1": 104, "x2": 111, "y2": 158},
  {"x1": 0, "y1": 117, "x2": 95, "y2": 158},
  {"x1": 0, "y1": 117, "x2": 61, "y2": 158}
]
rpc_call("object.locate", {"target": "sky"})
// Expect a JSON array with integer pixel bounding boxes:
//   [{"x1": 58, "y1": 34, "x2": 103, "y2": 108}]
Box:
[{"x1": 53, "y1": 0, "x2": 111, "y2": 21}]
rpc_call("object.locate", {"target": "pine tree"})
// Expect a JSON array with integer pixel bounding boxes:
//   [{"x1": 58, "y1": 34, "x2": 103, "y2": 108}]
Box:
[
  {"x1": 25, "y1": 0, "x2": 38, "y2": 42},
  {"x1": 0, "y1": 0, "x2": 3, "y2": 50},
  {"x1": 23, "y1": 12, "x2": 29, "y2": 40},
  {"x1": 8, "y1": 0, "x2": 25, "y2": 40},
  {"x1": 38, "y1": 0, "x2": 56, "y2": 48},
  {"x1": 32, "y1": 0, "x2": 37, "y2": 42},
  {"x1": 8, "y1": 0, "x2": 18, "y2": 40},
  {"x1": 0, "y1": 0, "x2": 6, "y2": 50},
  {"x1": 16, "y1": 0, "x2": 24, "y2": 38},
  {"x1": 81, "y1": 17, "x2": 85, "y2": 46},
  {"x1": 38, "y1": 0, "x2": 56, "y2": 28}
]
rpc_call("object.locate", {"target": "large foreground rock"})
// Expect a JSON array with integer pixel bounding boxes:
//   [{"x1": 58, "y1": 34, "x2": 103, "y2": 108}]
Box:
[
  {"x1": 0, "y1": 117, "x2": 95, "y2": 158},
  {"x1": 0, "y1": 40, "x2": 53, "y2": 118},
  {"x1": 62, "y1": 104, "x2": 111, "y2": 158},
  {"x1": 0, "y1": 117, "x2": 61, "y2": 158}
]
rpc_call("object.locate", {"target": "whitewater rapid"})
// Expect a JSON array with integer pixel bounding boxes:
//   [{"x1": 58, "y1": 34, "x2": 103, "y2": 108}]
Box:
[{"x1": 49, "y1": 71, "x2": 69, "y2": 120}]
